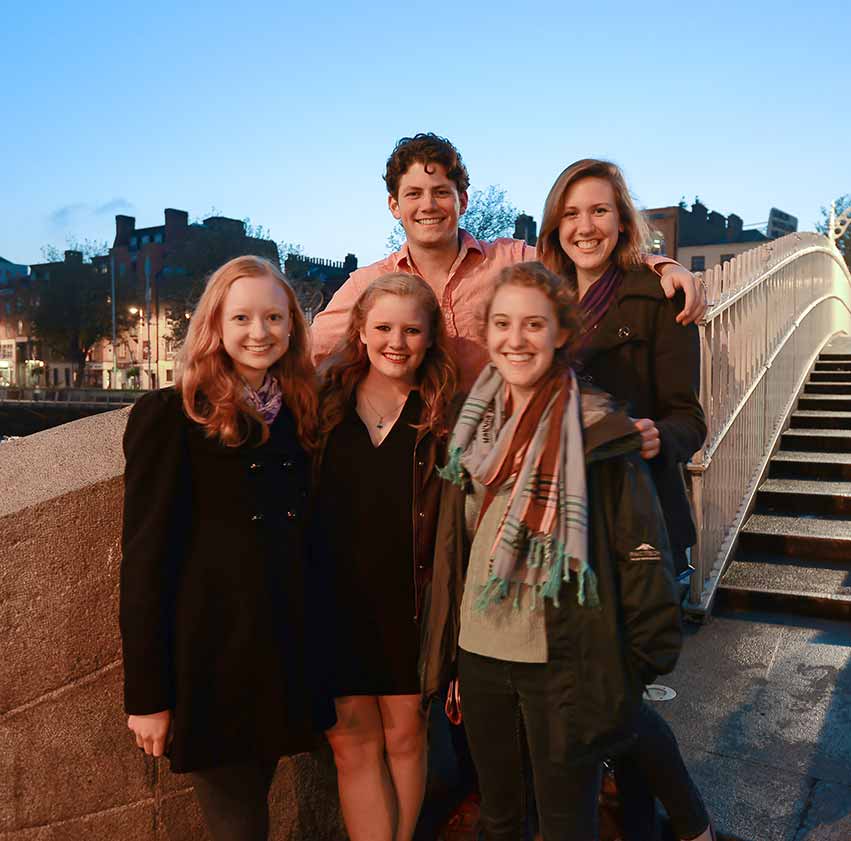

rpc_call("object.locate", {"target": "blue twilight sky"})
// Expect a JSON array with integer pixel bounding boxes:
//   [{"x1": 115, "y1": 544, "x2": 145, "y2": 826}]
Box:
[{"x1": 2, "y1": 1, "x2": 849, "y2": 268}]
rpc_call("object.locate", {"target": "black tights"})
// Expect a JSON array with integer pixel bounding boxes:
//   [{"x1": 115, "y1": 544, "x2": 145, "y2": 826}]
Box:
[
  {"x1": 613, "y1": 702, "x2": 710, "y2": 840},
  {"x1": 189, "y1": 759, "x2": 279, "y2": 841}
]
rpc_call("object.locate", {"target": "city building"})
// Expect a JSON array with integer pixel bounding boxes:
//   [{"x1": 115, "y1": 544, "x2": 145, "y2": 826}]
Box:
[
  {"x1": 643, "y1": 200, "x2": 776, "y2": 272},
  {"x1": 514, "y1": 213, "x2": 538, "y2": 246},
  {"x1": 90, "y1": 209, "x2": 280, "y2": 389},
  {"x1": 284, "y1": 252, "x2": 358, "y2": 320},
  {"x1": 0, "y1": 258, "x2": 29, "y2": 386}
]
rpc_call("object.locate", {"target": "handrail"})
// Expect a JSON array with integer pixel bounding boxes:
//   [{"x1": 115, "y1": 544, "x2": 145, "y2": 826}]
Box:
[{"x1": 685, "y1": 233, "x2": 851, "y2": 614}]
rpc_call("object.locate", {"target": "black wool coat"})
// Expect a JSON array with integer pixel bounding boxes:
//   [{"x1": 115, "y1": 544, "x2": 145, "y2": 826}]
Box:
[
  {"x1": 577, "y1": 268, "x2": 706, "y2": 565},
  {"x1": 120, "y1": 388, "x2": 333, "y2": 774}
]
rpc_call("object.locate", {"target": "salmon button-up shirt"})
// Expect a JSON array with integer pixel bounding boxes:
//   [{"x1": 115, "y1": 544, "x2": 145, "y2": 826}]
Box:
[{"x1": 311, "y1": 231, "x2": 674, "y2": 390}]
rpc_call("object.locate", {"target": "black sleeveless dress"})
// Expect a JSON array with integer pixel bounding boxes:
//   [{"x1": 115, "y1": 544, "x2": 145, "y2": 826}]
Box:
[{"x1": 316, "y1": 392, "x2": 421, "y2": 696}]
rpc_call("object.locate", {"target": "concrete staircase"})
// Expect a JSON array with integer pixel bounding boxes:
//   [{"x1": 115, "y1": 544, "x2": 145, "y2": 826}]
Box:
[{"x1": 716, "y1": 337, "x2": 851, "y2": 621}]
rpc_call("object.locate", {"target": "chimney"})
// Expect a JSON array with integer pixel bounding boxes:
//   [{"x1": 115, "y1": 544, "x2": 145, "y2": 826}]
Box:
[
  {"x1": 114, "y1": 215, "x2": 136, "y2": 248},
  {"x1": 708, "y1": 211, "x2": 726, "y2": 242},
  {"x1": 343, "y1": 253, "x2": 358, "y2": 273},
  {"x1": 514, "y1": 213, "x2": 538, "y2": 246},
  {"x1": 726, "y1": 213, "x2": 743, "y2": 241},
  {"x1": 691, "y1": 201, "x2": 707, "y2": 224},
  {"x1": 164, "y1": 208, "x2": 189, "y2": 239},
  {"x1": 64, "y1": 250, "x2": 83, "y2": 264}
]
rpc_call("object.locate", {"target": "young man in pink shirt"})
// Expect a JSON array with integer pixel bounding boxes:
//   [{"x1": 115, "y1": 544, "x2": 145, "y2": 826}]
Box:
[{"x1": 311, "y1": 133, "x2": 704, "y2": 389}]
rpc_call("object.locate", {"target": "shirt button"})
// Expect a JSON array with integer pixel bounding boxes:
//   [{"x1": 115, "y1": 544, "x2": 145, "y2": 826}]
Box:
[
  {"x1": 287, "y1": 510, "x2": 297, "y2": 520},
  {"x1": 250, "y1": 513, "x2": 264, "y2": 522}
]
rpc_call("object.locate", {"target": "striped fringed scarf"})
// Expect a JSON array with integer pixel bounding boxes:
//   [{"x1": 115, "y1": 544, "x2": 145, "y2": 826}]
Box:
[{"x1": 438, "y1": 365, "x2": 596, "y2": 611}]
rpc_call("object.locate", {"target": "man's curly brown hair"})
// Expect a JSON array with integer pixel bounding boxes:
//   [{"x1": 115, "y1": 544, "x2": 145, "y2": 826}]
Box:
[{"x1": 383, "y1": 133, "x2": 470, "y2": 199}]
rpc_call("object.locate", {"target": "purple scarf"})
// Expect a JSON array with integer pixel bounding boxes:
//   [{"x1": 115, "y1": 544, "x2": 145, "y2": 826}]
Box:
[
  {"x1": 243, "y1": 374, "x2": 283, "y2": 425},
  {"x1": 575, "y1": 264, "x2": 623, "y2": 360}
]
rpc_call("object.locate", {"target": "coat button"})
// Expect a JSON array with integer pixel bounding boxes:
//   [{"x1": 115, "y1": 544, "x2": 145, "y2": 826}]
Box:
[
  {"x1": 281, "y1": 460, "x2": 294, "y2": 469},
  {"x1": 618, "y1": 326, "x2": 631, "y2": 339},
  {"x1": 418, "y1": 511, "x2": 425, "y2": 518},
  {"x1": 249, "y1": 462, "x2": 263, "y2": 471},
  {"x1": 417, "y1": 564, "x2": 425, "y2": 570},
  {"x1": 250, "y1": 513, "x2": 264, "y2": 522},
  {"x1": 417, "y1": 460, "x2": 424, "y2": 468},
  {"x1": 287, "y1": 510, "x2": 297, "y2": 520}
]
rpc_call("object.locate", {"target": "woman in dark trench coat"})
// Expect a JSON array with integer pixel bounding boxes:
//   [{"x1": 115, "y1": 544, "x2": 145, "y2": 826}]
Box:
[{"x1": 119, "y1": 255, "x2": 333, "y2": 841}]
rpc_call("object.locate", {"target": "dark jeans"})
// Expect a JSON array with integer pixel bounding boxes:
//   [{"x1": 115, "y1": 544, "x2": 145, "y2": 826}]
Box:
[
  {"x1": 189, "y1": 759, "x2": 279, "y2": 841},
  {"x1": 458, "y1": 649, "x2": 601, "y2": 841},
  {"x1": 613, "y1": 702, "x2": 710, "y2": 841}
]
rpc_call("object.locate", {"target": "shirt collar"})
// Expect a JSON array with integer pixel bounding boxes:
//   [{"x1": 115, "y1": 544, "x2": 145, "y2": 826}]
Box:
[{"x1": 392, "y1": 229, "x2": 484, "y2": 272}]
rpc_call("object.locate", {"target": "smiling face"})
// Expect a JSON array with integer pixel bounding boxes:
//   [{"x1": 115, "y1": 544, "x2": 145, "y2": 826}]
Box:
[
  {"x1": 388, "y1": 161, "x2": 468, "y2": 253},
  {"x1": 220, "y1": 272, "x2": 292, "y2": 389},
  {"x1": 558, "y1": 176, "x2": 624, "y2": 288},
  {"x1": 486, "y1": 284, "x2": 568, "y2": 403},
  {"x1": 359, "y1": 293, "x2": 432, "y2": 385}
]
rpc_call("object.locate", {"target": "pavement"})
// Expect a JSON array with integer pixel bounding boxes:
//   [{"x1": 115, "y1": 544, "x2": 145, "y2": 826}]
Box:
[{"x1": 653, "y1": 608, "x2": 851, "y2": 841}]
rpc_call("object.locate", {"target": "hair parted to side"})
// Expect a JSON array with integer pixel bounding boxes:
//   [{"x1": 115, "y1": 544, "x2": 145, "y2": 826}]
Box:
[
  {"x1": 483, "y1": 261, "x2": 581, "y2": 368},
  {"x1": 176, "y1": 255, "x2": 319, "y2": 450},
  {"x1": 383, "y1": 133, "x2": 470, "y2": 199},
  {"x1": 319, "y1": 273, "x2": 458, "y2": 438},
  {"x1": 538, "y1": 159, "x2": 651, "y2": 284}
]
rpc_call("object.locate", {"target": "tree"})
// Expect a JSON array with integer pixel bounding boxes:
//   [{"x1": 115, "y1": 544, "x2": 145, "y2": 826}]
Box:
[
  {"x1": 31, "y1": 242, "x2": 126, "y2": 383},
  {"x1": 817, "y1": 194, "x2": 851, "y2": 268},
  {"x1": 386, "y1": 185, "x2": 519, "y2": 251}
]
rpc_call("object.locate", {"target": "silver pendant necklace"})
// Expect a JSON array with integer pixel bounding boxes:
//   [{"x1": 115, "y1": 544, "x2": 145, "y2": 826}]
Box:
[{"x1": 362, "y1": 391, "x2": 407, "y2": 430}]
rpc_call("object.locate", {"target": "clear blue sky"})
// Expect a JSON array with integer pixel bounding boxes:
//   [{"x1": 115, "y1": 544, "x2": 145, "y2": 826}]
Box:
[{"x1": 2, "y1": 0, "x2": 848, "y2": 267}]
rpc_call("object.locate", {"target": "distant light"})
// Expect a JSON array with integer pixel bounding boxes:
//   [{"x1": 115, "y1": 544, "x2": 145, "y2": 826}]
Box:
[{"x1": 129, "y1": 306, "x2": 139, "y2": 315}]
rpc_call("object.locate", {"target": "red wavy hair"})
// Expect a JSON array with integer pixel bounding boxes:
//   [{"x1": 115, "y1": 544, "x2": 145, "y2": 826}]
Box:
[
  {"x1": 319, "y1": 273, "x2": 458, "y2": 438},
  {"x1": 176, "y1": 255, "x2": 319, "y2": 450}
]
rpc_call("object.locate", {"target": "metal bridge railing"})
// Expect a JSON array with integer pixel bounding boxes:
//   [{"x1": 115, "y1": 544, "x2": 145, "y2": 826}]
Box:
[{"x1": 687, "y1": 233, "x2": 851, "y2": 613}]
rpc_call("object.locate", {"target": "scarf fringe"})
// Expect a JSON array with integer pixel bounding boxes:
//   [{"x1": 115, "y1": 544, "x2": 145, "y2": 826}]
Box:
[
  {"x1": 474, "y1": 531, "x2": 600, "y2": 613},
  {"x1": 437, "y1": 446, "x2": 465, "y2": 487}
]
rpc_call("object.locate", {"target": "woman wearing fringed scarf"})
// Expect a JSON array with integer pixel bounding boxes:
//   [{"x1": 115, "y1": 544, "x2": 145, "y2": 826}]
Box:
[
  {"x1": 120, "y1": 257, "x2": 334, "y2": 841},
  {"x1": 313, "y1": 273, "x2": 458, "y2": 841},
  {"x1": 536, "y1": 160, "x2": 713, "y2": 841},
  {"x1": 420, "y1": 260, "x2": 683, "y2": 840}
]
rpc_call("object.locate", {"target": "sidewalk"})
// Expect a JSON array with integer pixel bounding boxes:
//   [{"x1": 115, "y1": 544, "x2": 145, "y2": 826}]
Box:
[{"x1": 654, "y1": 609, "x2": 851, "y2": 841}]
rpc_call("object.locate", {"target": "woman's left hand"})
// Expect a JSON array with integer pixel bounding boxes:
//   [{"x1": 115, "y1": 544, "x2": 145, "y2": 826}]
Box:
[{"x1": 632, "y1": 418, "x2": 661, "y2": 459}]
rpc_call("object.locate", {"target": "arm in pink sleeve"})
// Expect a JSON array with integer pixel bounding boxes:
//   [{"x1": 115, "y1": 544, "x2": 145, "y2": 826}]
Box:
[
  {"x1": 642, "y1": 253, "x2": 682, "y2": 276},
  {"x1": 310, "y1": 273, "x2": 368, "y2": 363}
]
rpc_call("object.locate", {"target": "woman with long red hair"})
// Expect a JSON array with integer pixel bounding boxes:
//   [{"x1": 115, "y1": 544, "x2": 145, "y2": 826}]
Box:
[
  {"x1": 120, "y1": 255, "x2": 332, "y2": 841},
  {"x1": 315, "y1": 272, "x2": 458, "y2": 841}
]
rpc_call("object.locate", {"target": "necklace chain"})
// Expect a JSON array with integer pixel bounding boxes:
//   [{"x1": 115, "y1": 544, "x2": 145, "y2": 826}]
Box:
[{"x1": 361, "y1": 389, "x2": 408, "y2": 430}]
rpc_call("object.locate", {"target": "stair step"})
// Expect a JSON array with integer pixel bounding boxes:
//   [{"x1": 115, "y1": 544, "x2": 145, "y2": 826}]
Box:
[
  {"x1": 758, "y1": 478, "x2": 851, "y2": 515},
  {"x1": 804, "y1": 382, "x2": 851, "y2": 394},
  {"x1": 814, "y1": 361, "x2": 851, "y2": 371},
  {"x1": 781, "y1": 428, "x2": 851, "y2": 452},
  {"x1": 739, "y1": 513, "x2": 851, "y2": 561},
  {"x1": 809, "y1": 372, "x2": 851, "y2": 382},
  {"x1": 717, "y1": 559, "x2": 851, "y2": 621},
  {"x1": 798, "y1": 394, "x2": 851, "y2": 411},
  {"x1": 820, "y1": 352, "x2": 851, "y2": 360},
  {"x1": 790, "y1": 410, "x2": 851, "y2": 429},
  {"x1": 770, "y1": 451, "x2": 851, "y2": 480}
]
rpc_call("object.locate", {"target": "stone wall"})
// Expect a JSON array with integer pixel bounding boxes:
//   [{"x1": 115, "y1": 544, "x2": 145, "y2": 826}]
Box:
[{"x1": 0, "y1": 409, "x2": 344, "y2": 840}]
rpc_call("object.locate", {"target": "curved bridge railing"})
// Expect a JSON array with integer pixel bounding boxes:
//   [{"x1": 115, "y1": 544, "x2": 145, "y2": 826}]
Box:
[{"x1": 687, "y1": 233, "x2": 851, "y2": 613}]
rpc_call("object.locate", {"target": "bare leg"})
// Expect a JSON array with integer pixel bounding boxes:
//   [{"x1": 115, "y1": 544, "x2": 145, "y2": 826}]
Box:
[
  {"x1": 326, "y1": 696, "x2": 396, "y2": 841},
  {"x1": 378, "y1": 694, "x2": 428, "y2": 841}
]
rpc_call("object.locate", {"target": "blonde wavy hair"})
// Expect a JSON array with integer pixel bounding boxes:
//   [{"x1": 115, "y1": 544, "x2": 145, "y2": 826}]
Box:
[
  {"x1": 538, "y1": 158, "x2": 650, "y2": 285},
  {"x1": 319, "y1": 273, "x2": 458, "y2": 439},
  {"x1": 176, "y1": 255, "x2": 318, "y2": 450}
]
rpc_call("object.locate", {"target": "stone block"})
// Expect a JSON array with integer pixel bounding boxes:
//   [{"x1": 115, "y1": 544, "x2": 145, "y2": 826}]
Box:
[
  {"x1": 0, "y1": 478, "x2": 124, "y2": 713},
  {"x1": 0, "y1": 800, "x2": 156, "y2": 841},
  {"x1": 156, "y1": 789, "x2": 209, "y2": 841},
  {"x1": 0, "y1": 667, "x2": 151, "y2": 831},
  {"x1": 795, "y1": 780, "x2": 851, "y2": 840}
]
